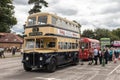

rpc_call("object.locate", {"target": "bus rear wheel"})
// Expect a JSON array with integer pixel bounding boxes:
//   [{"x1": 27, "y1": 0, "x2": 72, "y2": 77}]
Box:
[
  {"x1": 72, "y1": 54, "x2": 79, "y2": 65},
  {"x1": 23, "y1": 63, "x2": 32, "y2": 71},
  {"x1": 46, "y1": 58, "x2": 56, "y2": 73}
]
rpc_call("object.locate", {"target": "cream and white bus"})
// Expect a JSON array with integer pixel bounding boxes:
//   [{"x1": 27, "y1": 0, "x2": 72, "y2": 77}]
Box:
[{"x1": 22, "y1": 12, "x2": 81, "y2": 72}]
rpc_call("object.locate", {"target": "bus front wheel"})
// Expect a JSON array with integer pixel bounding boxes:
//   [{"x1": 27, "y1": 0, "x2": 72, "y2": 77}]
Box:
[
  {"x1": 72, "y1": 53, "x2": 79, "y2": 65},
  {"x1": 46, "y1": 58, "x2": 56, "y2": 73}
]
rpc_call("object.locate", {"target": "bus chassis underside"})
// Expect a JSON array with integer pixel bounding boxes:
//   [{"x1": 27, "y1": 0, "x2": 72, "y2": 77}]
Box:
[{"x1": 22, "y1": 51, "x2": 79, "y2": 72}]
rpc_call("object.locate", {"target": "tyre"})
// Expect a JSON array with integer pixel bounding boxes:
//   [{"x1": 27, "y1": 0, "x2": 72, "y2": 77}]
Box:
[
  {"x1": 23, "y1": 63, "x2": 32, "y2": 71},
  {"x1": 46, "y1": 58, "x2": 56, "y2": 73},
  {"x1": 72, "y1": 53, "x2": 79, "y2": 65}
]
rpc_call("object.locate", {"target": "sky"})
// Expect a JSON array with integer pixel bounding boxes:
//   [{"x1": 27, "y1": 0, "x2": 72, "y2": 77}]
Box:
[{"x1": 12, "y1": 0, "x2": 120, "y2": 34}]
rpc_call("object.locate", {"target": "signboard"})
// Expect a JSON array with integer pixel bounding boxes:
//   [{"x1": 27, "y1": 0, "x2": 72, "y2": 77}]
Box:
[
  {"x1": 113, "y1": 41, "x2": 120, "y2": 47},
  {"x1": 57, "y1": 29, "x2": 78, "y2": 38},
  {"x1": 29, "y1": 32, "x2": 43, "y2": 36}
]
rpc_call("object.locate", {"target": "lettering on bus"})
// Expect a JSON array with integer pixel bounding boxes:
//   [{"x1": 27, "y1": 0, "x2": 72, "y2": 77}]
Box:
[
  {"x1": 72, "y1": 33, "x2": 77, "y2": 37},
  {"x1": 29, "y1": 32, "x2": 43, "y2": 36},
  {"x1": 59, "y1": 29, "x2": 65, "y2": 35},
  {"x1": 58, "y1": 29, "x2": 78, "y2": 37}
]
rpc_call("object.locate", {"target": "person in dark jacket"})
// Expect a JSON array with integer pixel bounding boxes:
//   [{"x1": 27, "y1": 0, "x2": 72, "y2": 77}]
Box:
[
  {"x1": 12, "y1": 47, "x2": 16, "y2": 56},
  {"x1": 98, "y1": 49, "x2": 102, "y2": 64},
  {"x1": 104, "y1": 48, "x2": 109, "y2": 64}
]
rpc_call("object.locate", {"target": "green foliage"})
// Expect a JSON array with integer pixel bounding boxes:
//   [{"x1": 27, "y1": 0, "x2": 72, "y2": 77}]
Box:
[
  {"x1": 112, "y1": 28, "x2": 120, "y2": 39},
  {"x1": 0, "y1": 0, "x2": 17, "y2": 32},
  {"x1": 82, "y1": 28, "x2": 120, "y2": 41},
  {"x1": 82, "y1": 29, "x2": 94, "y2": 38},
  {"x1": 94, "y1": 28, "x2": 111, "y2": 40},
  {"x1": 28, "y1": 0, "x2": 48, "y2": 14}
]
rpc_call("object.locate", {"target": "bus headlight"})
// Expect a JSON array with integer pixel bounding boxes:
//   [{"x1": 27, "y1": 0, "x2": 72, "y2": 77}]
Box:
[
  {"x1": 40, "y1": 65, "x2": 42, "y2": 68},
  {"x1": 26, "y1": 57, "x2": 29, "y2": 61},
  {"x1": 39, "y1": 57, "x2": 43, "y2": 61}
]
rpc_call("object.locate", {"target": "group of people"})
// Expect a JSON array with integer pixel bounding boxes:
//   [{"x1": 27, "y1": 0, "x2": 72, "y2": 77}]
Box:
[
  {"x1": 0, "y1": 46, "x2": 19, "y2": 58},
  {"x1": 88, "y1": 47, "x2": 120, "y2": 65}
]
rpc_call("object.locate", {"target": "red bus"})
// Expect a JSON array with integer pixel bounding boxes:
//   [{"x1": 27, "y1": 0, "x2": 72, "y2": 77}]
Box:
[{"x1": 79, "y1": 38, "x2": 100, "y2": 60}]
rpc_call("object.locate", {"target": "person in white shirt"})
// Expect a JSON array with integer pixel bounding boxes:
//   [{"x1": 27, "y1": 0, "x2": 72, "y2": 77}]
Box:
[{"x1": 93, "y1": 47, "x2": 98, "y2": 65}]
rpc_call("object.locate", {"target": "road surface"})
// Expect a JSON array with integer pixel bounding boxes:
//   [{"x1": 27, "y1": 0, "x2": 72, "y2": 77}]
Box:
[{"x1": 0, "y1": 57, "x2": 120, "y2": 80}]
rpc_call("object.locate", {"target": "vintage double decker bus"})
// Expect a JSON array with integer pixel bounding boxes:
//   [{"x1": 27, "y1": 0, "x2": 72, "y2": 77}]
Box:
[
  {"x1": 79, "y1": 38, "x2": 100, "y2": 60},
  {"x1": 22, "y1": 12, "x2": 81, "y2": 72}
]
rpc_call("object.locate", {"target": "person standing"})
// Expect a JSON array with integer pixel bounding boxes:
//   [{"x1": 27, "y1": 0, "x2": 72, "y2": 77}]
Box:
[
  {"x1": 113, "y1": 48, "x2": 119, "y2": 63},
  {"x1": 109, "y1": 47, "x2": 114, "y2": 61},
  {"x1": 0, "y1": 48, "x2": 5, "y2": 58},
  {"x1": 98, "y1": 49, "x2": 102, "y2": 64},
  {"x1": 12, "y1": 47, "x2": 16, "y2": 56},
  {"x1": 88, "y1": 51, "x2": 94, "y2": 65},
  {"x1": 104, "y1": 48, "x2": 109, "y2": 64},
  {"x1": 93, "y1": 47, "x2": 98, "y2": 65}
]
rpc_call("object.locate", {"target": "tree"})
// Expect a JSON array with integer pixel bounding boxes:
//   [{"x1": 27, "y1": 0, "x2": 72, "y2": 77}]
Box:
[
  {"x1": 82, "y1": 29, "x2": 94, "y2": 38},
  {"x1": 94, "y1": 28, "x2": 111, "y2": 40},
  {"x1": 28, "y1": 0, "x2": 48, "y2": 14},
  {"x1": 109, "y1": 32, "x2": 119, "y2": 41},
  {"x1": 112, "y1": 28, "x2": 120, "y2": 39},
  {"x1": 82, "y1": 28, "x2": 120, "y2": 41},
  {"x1": 0, "y1": 0, "x2": 17, "y2": 32}
]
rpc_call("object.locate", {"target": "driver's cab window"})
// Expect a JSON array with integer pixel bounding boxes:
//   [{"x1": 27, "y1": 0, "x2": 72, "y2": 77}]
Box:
[
  {"x1": 80, "y1": 42, "x2": 88, "y2": 49},
  {"x1": 25, "y1": 39, "x2": 35, "y2": 49}
]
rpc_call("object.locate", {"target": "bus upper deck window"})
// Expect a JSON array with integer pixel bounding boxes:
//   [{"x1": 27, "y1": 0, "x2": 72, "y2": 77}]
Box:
[
  {"x1": 52, "y1": 16, "x2": 57, "y2": 25},
  {"x1": 38, "y1": 16, "x2": 47, "y2": 25},
  {"x1": 28, "y1": 17, "x2": 36, "y2": 26}
]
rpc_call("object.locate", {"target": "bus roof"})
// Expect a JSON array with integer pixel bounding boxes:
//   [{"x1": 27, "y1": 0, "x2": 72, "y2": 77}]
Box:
[
  {"x1": 100, "y1": 38, "x2": 110, "y2": 40},
  {"x1": 80, "y1": 38, "x2": 99, "y2": 43},
  {"x1": 28, "y1": 12, "x2": 79, "y2": 27}
]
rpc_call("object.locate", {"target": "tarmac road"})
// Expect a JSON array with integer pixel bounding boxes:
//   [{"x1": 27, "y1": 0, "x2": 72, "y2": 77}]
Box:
[{"x1": 0, "y1": 56, "x2": 120, "y2": 80}]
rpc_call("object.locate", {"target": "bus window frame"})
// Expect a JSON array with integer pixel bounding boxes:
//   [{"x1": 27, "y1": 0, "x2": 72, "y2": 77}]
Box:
[
  {"x1": 25, "y1": 39, "x2": 35, "y2": 49},
  {"x1": 28, "y1": 17, "x2": 36, "y2": 26},
  {"x1": 35, "y1": 38, "x2": 57, "y2": 50},
  {"x1": 37, "y1": 16, "x2": 48, "y2": 25},
  {"x1": 80, "y1": 42, "x2": 89, "y2": 49}
]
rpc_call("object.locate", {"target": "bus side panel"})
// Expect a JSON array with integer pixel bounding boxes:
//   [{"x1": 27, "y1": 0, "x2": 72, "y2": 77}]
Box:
[
  {"x1": 22, "y1": 51, "x2": 79, "y2": 68},
  {"x1": 79, "y1": 49, "x2": 89, "y2": 60}
]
